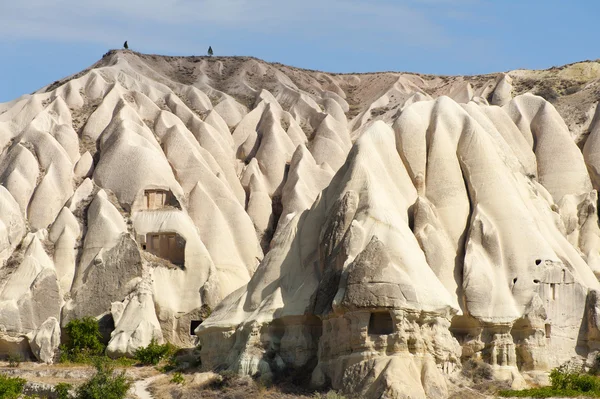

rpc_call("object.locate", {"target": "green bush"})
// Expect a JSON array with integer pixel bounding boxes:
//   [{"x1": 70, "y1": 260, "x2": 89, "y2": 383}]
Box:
[
  {"x1": 55, "y1": 383, "x2": 72, "y2": 399},
  {"x1": 159, "y1": 354, "x2": 179, "y2": 372},
  {"x1": 58, "y1": 350, "x2": 136, "y2": 367},
  {"x1": 170, "y1": 372, "x2": 184, "y2": 385},
  {"x1": 61, "y1": 317, "x2": 105, "y2": 361},
  {"x1": 549, "y1": 363, "x2": 600, "y2": 392},
  {"x1": 134, "y1": 338, "x2": 175, "y2": 366},
  {"x1": 6, "y1": 354, "x2": 21, "y2": 368},
  {"x1": 75, "y1": 361, "x2": 131, "y2": 399},
  {"x1": 499, "y1": 386, "x2": 596, "y2": 397},
  {"x1": 59, "y1": 318, "x2": 136, "y2": 366},
  {"x1": 0, "y1": 374, "x2": 26, "y2": 399},
  {"x1": 499, "y1": 363, "x2": 600, "y2": 398}
]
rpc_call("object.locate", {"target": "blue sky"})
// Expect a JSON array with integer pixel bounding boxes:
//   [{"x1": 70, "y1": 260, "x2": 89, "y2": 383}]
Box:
[{"x1": 0, "y1": 0, "x2": 598, "y2": 102}]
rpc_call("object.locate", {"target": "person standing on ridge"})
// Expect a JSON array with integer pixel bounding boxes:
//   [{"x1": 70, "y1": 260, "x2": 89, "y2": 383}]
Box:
[
  {"x1": 208, "y1": 46, "x2": 213, "y2": 56},
  {"x1": 124, "y1": 41, "x2": 129, "y2": 49}
]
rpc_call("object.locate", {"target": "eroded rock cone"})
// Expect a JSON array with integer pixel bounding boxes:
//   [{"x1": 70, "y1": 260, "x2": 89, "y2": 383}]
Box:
[{"x1": 1, "y1": 50, "x2": 600, "y2": 397}]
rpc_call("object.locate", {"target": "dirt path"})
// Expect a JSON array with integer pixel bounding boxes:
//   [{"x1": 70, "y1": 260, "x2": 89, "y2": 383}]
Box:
[{"x1": 131, "y1": 375, "x2": 160, "y2": 399}]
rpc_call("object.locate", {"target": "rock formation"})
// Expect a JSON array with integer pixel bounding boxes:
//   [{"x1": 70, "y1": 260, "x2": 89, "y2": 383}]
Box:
[{"x1": 1, "y1": 50, "x2": 600, "y2": 396}]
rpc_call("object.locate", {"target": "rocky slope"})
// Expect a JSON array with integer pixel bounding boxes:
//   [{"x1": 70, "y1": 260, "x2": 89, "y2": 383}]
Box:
[{"x1": 2, "y1": 50, "x2": 600, "y2": 397}]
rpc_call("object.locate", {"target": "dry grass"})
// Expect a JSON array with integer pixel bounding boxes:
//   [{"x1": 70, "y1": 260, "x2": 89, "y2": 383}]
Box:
[
  {"x1": 0, "y1": 361, "x2": 96, "y2": 386},
  {"x1": 0, "y1": 361, "x2": 161, "y2": 391},
  {"x1": 147, "y1": 372, "x2": 348, "y2": 399}
]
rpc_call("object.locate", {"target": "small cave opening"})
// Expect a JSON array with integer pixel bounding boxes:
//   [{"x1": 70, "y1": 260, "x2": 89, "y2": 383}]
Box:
[
  {"x1": 98, "y1": 313, "x2": 116, "y2": 345},
  {"x1": 545, "y1": 323, "x2": 551, "y2": 338},
  {"x1": 190, "y1": 320, "x2": 203, "y2": 335},
  {"x1": 535, "y1": 259, "x2": 542, "y2": 265},
  {"x1": 368, "y1": 312, "x2": 394, "y2": 335}
]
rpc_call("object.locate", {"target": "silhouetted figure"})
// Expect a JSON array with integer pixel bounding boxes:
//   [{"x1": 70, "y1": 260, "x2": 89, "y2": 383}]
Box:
[
  {"x1": 124, "y1": 41, "x2": 129, "y2": 49},
  {"x1": 208, "y1": 46, "x2": 213, "y2": 56}
]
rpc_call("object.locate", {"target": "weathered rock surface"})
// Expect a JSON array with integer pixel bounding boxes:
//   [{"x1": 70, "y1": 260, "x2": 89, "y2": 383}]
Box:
[{"x1": 2, "y1": 50, "x2": 600, "y2": 397}]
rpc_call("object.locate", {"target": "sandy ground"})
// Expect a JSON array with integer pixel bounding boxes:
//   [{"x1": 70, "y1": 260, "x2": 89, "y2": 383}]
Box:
[
  {"x1": 132, "y1": 375, "x2": 161, "y2": 399},
  {"x1": 0, "y1": 361, "x2": 160, "y2": 398}
]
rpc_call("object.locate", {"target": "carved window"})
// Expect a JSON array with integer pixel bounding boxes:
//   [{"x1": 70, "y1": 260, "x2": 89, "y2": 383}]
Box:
[
  {"x1": 144, "y1": 189, "x2": 173, "y2": 210},
  {"x1": 145, "y1": 232, "x2": 186, "y2": 265},
  {"x1": 368, "y1": 312, "x2": 393, "y2": 335}
]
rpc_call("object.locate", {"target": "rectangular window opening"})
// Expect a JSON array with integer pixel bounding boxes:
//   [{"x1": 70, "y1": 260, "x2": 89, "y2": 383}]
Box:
[
  {"x1": 368, "y1": 312, "x2": 394, "y2": 335},
  {"x1": 145, "y1": 232, "x2": 186, "y2": 266}
]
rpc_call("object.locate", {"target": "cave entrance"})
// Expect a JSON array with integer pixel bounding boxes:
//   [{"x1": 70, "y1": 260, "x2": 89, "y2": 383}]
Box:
[
  {"x1": 545, "y1": 323, "x2": 551, "y2": 339},
  {"x1": 146, "y1": 232, "x2": 186, "y2": 265},
  {"x1": 368, "y1": 312, "x2": 393, "y2": 335},
  {"x1": 190, "y1": 320, "x2": 202, "y2": 335}
]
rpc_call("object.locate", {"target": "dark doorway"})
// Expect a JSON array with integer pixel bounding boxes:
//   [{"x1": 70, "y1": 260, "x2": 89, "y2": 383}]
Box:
[{"x1": 190, "y1": 320, "x2": 203, "y2": 335}]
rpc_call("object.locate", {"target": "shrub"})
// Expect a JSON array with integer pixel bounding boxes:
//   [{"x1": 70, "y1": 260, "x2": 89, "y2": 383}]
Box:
[
  {"x1": 209, "y1": 370, "x2": 239, "y2": 390},
  {"x1": 7, "y1": 354, "x2": 21, "y2": 368},
  {"x1": 170, "y1": 372, "x2": 184, "y2": 385},
  {"x1": 134, "y1": 338, "x2": 174, "y2": 366},
  {"x1": 316, "y1": 391, "x2": 348, "y2": 399},
  {"x1": 59, "y1": 318, "x2": 136, "y2": 366},
  {"x1": 499, "y1": 386, "x2": 588, "y2": 397},
  {"x1": 62, "y1": 317, "x2": 105, "y2": 359},
  {"x1": 159, "y1": 347, "x2": 202, "y2": 372},
  {"x1": 591, "y1": 353, "x2": 600, "y2": 376},
  {"x1": 499, "y1": 362, "x2": 600, "y2": 398},
  {"x1": 58, "y1": 349, "x2": 136, "y2": 367},
  {"x1": 201, "y1": 304, "x2": 212, "y2": 318},
  {"x1": 462, "y1": 358, "x2": 494, "y2": 383},
  {"x1": 550, "y1": 363, "x2": 600, "y2": 392},
  {"x1": 0, "y1": 374, "x2": 26, "y2": 399},
  {"x1": 159, "y1": 355, "x2": 178, "y2": 372},
  {"x1": 535, "y1": 84, "x2": 559, "y2": 103},
  {"x1": 75, "y1": 361, "x2": 131, "y2": 399},
  {"x1": 55, "y1": 383, "x2": 72, "y2": 399}
]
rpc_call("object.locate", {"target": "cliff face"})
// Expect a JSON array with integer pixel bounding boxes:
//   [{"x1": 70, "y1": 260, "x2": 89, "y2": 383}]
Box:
[{"x1": 2, "y1": 50, "x2": 600, "y2": 396}]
